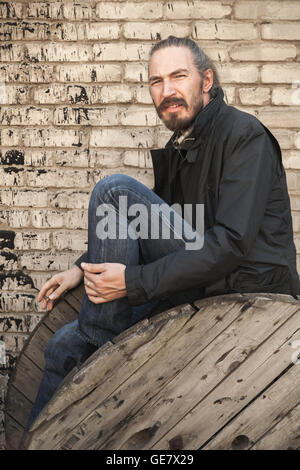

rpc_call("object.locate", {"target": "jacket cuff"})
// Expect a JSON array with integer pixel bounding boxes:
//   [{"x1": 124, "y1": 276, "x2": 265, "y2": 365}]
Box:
[
  {"x1": 125, "y1": 265, "x2": 148, "y2": 306},
  {"x1": 74, "y1": 251, "x2": 89, "y2": 272}
]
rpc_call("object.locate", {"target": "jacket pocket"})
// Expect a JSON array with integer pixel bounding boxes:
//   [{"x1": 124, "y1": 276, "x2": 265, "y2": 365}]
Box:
[{"x1": 227, "y1": 266, "x2": 291, "y2": 294}]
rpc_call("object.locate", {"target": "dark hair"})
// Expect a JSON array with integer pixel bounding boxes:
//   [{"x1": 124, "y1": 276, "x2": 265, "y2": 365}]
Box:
[{"x1": 149, "y1": 36, "x2": 221, "y2": 99}]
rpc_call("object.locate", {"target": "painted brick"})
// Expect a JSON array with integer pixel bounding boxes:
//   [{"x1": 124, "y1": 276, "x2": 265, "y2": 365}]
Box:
[
  {"x1": 52, "y1": 230, "x2": 87, "y2": 250},
  {"x1": 93, "y1": 42, "x2": 151, "y2": 62},
  {"x1": 123, "y1": 22, "x2": 190, "y2": 40},
  {"x1": 49, "y1": 190, "x2": 90, "y2": 210},
  {"x1": 230, "y1": 44, "x2": 296, "y2": 62},
  {"x1": 5, "y1": 210, "x2": 31, "y2": 228},
  {"x1": 52, "y1": 22, "x2": 120, "y2": 41},
  {"x1": 0, "y1": 149, "x2": 24, "y2": 165},
  {"x1": 26, "y1": 169, "x2": 90, "y2": 188},
  {"x1": 0, "y1": 314, "x2": 43, "y2": 333},
  {"x1": 124, "y1": 63, "x2": 148, "y2": 83},
  {"x1": 24, "y1": 43, "x2": 92, "y2": 62},
  {"x1": 0, "y1": 250, "x2": 18, "y2": 270},
  {"x1": 90, "y1": 128, "x2": 154, "y2": 148},
  {"x1": 164, "y1": 1, "x2": 231, "y2": 19},
  {"x1": 155, "y1": 127, "x2": 173, "y2": 148},
  {"x1": 53, "y1": 106, "x2": 119, "y2": 126},
  {"x1": 55, "y1": 64, "x2": 121, "y2": 83},
  {"x1": 100, "y1": 85, "x2": 132, "y2": 104},
  {"x1": 262, "y1": 65, "x2": 300, "y2": 84},
  {"x1": 134, "y1": 85, "x2": 153, "y2": 104},
  {"x1": 0, "y1": 43, "x2": 23, "y2": 61},
  {"x1": 63, "y1": 1, "x2": 93, "y2": 20},
  {"x1": 31, "y1": 209, "x2": 64, "y2": 228},
  {"x1": 1, "y1": 334, "x2": 28, "y2": 354},
  {"x1": 193, "y1": 22, "x2": 258, "y2": 40},
  {"x1": 93, "y1": 149, "x2": 123, "y2": 169},
  {"x1": 64, "y1": 210, "x2": 88, "y2": 229},
  {"x1": 54, "y1": 149, "x2": 94, "y2": 168},
  {"x1": 97, "y1": 2, "x2": 163, "y2": 20},
  {"x1": 14, "y1": 231, "x2": 50, "y2": 250},
  {"x1": 235, "y1": 1, "x2": 300, "y2": 20},
  {"x1": 218, "y1": 64, "x2": 259, "y2": 83},
  {"x1": 239, "y1": 88, "x2": 271, "y2": 106},
  {"x1": 258, "y1": 109, "x2": 300, "y2": 129},
  {"x1": 0, "y1": 85, "x2": 30, "y2": 105},
  {"x1": 223, "y1": 86, "x2": 236, "y2": 105},
  {"x1": 0, "y1": 21, "x2": 51, "y2": 41},
  {"x1": 119, "y1": 105, "x2": 159, "y2": 126},
  {"x1": 24, "y1": 149, "x2": 54, "y2": 167},
  {"x1": 26, "y1": 2, "x2": 64, "y2": 19},
  {"x1": 0, "y1": 189, "x2": 47, "y2": 207},
  {"x1": 0, "y1": 63, "x2": 54, "y2": 83},
  {"x1": 20, "y1": 251, "x2": 72, "y2": 271},
  {"x1": 0, "y1": 270, "x2": 35, "y2": 291},
  {"x1": 124, "y1": 150, "x2": 153, "y2": 168},
  {"x1": 262, "y1": 23, "x2": 300, "y2": 41},
  {"x1": 0, "y1": 167, "x2": 25, "y2": 186},
  {"x1": 0, "y1": 106, "x2": 50, "y2": 126},
  {"x1": 282, "y1": 151, "x2": 300, "y2": 170},
  {"x1": 272, "y1": 87, "x2": 300, "y2": 106},
  {"x1": 0, "y1": 2, "x2": 23, "y2": 19},
  {"x1": 22, "y1": 128, "x2": 88, "y2": 147},
  {"x1": 271, "y1": 129, "x2": 295, "y2": 150},
  {"x1": 0, "y1": 128, "x2": 21, "y2": 146},
  {"x1": 0, "y1": 293, "x2": 35, "y2": 313}
]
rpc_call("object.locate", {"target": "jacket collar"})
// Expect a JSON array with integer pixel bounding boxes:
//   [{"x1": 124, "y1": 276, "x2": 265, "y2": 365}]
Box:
[{"x1": 164, "y1": 87, "x2": 225, "y2": 163}]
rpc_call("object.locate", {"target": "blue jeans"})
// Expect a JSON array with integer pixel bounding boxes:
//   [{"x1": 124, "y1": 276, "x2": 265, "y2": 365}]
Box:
[{"x1": 26, "y1": 174, "x2": 204, "y2": 430}]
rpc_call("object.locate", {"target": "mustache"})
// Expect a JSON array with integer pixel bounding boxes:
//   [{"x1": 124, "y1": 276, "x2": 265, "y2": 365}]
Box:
[{"x1": 157, "y1": 97, "x2": 188, "y2": 112}]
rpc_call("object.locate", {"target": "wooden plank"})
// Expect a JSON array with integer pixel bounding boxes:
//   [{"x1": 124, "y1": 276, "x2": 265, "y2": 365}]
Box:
[
  {"x1": 5, "y1": 415, "x2": 24, "y2": 450},
  {"x1": 251, "y1": 401, "x2": 300, "y2": 450},
  {"x1": 12, "y1": 354, "x2": 43, "y2": 404},
  {"x1": 35, "y1": 298, "x2": 255, "y2": 450},
  {"x1": 5, "y1": 385, "x2": 33, "y2": 428},
  {"x1": 63, "y1": 286, "x2": 84, "y2": 313},
  {"x1": 149, "y1": 304, "x2": 300, "y2": 450},
  {"x1": 43, "y1": 299, "x2": 78, "y2": 333},
  {"x1": 23, "y1": 324, "x2": 53, "y2": 371},
  {"x1": 203, "y1": 363, "x2": 300, "y2": 449},
  {"x1": 26, "y1": 304, "x2": 196, "y2": 449},
  {"x1": 95, "y1": 298, "x2": 299, "y2": 450}
]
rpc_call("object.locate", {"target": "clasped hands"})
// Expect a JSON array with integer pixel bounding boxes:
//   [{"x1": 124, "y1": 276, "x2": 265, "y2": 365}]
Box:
[{"x1": 37, "y1": 262, "x2": 127, "y2": 311}]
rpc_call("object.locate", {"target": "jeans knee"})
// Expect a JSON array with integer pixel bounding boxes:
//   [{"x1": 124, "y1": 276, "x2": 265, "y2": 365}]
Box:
[
  {"x1": 44, "y1": 325, "x2": 77, "y2": 374},
  {"x1": 91, "y1": 174, "x2": 136, "y2": 202}
]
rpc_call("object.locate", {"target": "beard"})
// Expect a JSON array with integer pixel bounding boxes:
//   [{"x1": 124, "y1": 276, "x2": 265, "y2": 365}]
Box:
[{"x1": 154, "y1": 86, "x2": 204, "y2": 132}]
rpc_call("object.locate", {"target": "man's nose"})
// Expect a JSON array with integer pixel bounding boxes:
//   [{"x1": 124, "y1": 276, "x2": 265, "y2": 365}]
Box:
[{"x1": 162, "y1": 80, "x2": 176, "y2": 98}]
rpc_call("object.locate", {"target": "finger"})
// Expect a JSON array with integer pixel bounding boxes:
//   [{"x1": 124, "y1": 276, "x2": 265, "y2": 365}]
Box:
[
  {"x1": 81, "y1": 262, "x2": 107, "y2": 273},
  {"x1": 84, "y1": 285, "x2": 100, "y2": 297},
  {"x1": 83, "y1": 271, "x2": 100, "y2": 283},
  {"x1": 41, "y1": 286, "x2": 56, "y2": 309},
  {"x1": 37, "y1": 278, "x2": 58, "y2": 302},
  {"x1": 88, "y1": 295, "x2": 107, "y2": 304},
  {"x1": 48, "y1": 284, "x2": 67, "y2": 301}
]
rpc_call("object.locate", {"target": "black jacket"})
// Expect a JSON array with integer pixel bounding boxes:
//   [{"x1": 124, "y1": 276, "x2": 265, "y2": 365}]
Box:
[{"x1": 123, "y1": 89, "x2": 300, "y2": 305}]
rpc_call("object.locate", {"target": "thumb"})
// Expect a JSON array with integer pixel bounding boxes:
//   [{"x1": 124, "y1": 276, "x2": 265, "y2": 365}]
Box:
[{"x1": 81, "y1": 262, "x2": 107, "y2": 273}]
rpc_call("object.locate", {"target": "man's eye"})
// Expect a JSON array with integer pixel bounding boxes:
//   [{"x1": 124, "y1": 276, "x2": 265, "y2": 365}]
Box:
[
  {"x1": 175, "y1": 74, "x2": 186, "y2": 79},
  {"x1": 150, "y1": 80, "x2": 161, "y2": 86}
]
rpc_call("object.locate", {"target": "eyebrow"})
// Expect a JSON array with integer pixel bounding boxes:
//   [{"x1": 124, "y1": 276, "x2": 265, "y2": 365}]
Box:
[{"x1": 149, "y1": 68, "x2": 190, "y2": 83}]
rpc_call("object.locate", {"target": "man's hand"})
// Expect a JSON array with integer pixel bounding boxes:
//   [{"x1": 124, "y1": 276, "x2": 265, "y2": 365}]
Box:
[
  {"x1": 37, "y1": 265, "x2": 84, "y2": 311},
  {"x1": 81, "y1": 262, "x2": 127, "y2": 304}
]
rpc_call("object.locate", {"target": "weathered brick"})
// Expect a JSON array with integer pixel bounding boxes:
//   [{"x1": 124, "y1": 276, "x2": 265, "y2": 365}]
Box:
[
  {"x1": 14, "y1": 231, "x2": 50, "y2": 250},
  {"x1": 295, "y1": 132, "x2": 300, "y2": 150},
  {"x1": 0, "y1": 188, "x2": 47, "y2": 207},
  {"x1": 223, "y1": 86, "x2": 235, "y2": 105},
  {"x1": 134, "y1": 85, "x2": 153, "y2": 104},
  {"x1": 124, "y1": 63, "x2": 148, "y2": 83},
  {"x1": 52, "y1": 22, "x2": 120, "y2": 41},
  {"x1": 271, "y1": 129, "x2": 295, "y2": 150},
  {"x1": 20, "y1": 251, "x2": 72, "y2": 271},
  {"x1": 164, "y1": 1, "x2": 231, "y2": 19},
  {"x1": 239, "y1": 87, "x2": 271, "y2": 106},
  {"x1": 31, "y1": 209, "x2": 64, "y2": 228},
  {"x1": 24, "y1": 149, "x2": 54, "y2": 167},
  {"x1": 97, "y1": 2, "x2": 163, "y2": 20},
  {"x1": 0, "y1": 2, "x2": 23, "y2": 19},
  {"x1": 64, "y1": 209, "x2": 87, "y2": 229},
  {"x1": 93, "y1": 42, "x2": 151, "y2": 61},
  {"x1": 200, "y1": 43, "x2": 229, "y2": 62},
  {"x1": 52, "y1": 230, "x2": 87, "y2": 250},
  {"x1": 0, "y1": 21, "x2": 51, "y2": 41},
  {"x1": 29, "y1": 272, "x2": 53, "y2": 291},
  {"x1": 123, "y1": 22, "x2": 190, "y2": 40},
  {"x1": 1, "y1": 85, "x2": 30, "y2": 105},
  {"x1": 5, "y1": 210, "x2": 31, "y2": 228},
  {"x1": 235, "y1": 1, "x2": 300, "y2": 20},
  {"x1": 49, "y1": 190, "x2": 90, "y2": 209},
  {"x1": 27, "y1": 169, "x2": 90, "y2": 188},
  {"x1": 218, "y1": 64, "x2": 259, "y2": 84},
  {"x1": 0, "y1": 128, "x2": 21, "y2": 146},
  {"x1": 193, "y1": 22, "x2": 258, "y2": 40},
  {"x1": 0, "y1": 250, "x2": 18, "y2": 270},
  {"x1": 56, "y1": 64, "x2": 121, "y2": 82},
  {"x1": 53, "y1": 106, "x2": 119, "y2": 126},
  {"x1": 119, "y1": 105, "x2": 159, "y2": 126},
  {"x1": 262, "y1": 23, "x2": 300, "y2": 41},
  {"x1": 0, "y1": 167, "x2": 25, "y2": 186},
  {"x1": 63, "y1": 1, "x2": 93, "y2": 20},
  {"x1": 0, "y1": 314, "x2": 43, "y2": 333},
  {"x1": 100, "y1": 85, "x2": 132, "y2": 104},
  {"x1": 272, "y1": 87, "x2": 300, "y2": 106},
  {"x1": 0, "y1": 106, "x2": 50, "y2": 126},
  {"x1": 0, "y1": 293, "x2": 35, "y2": 313},
  {"x1": 0, "y1": 149, "x2": 24, "y2": 165},
  {"x1": 22, "y1": 128, "x2": 88, "y2": 147},
  {"x1": 0, "y1": 270, "x2": 35, "y2": 291},
  {"x1": 26, "y1": 2, "x2": 64, "y2": 20},
  {"x1": 282, "y1": 150, "x2": 300, "y2": 170},
  {"x1": 124, "y1": 150, "x2": 153, "y2": 168},
  {"x1": 93, "y1": 149, "x2": 123, "y2": 169},
  {"x1": 0, "y1": 63, "x2": 54, "y2": 83},
  {"x1": 155, "y1": 127, "x2": 173, "y2": 148},
  {"x1": 258, "y1": 109, "x2": 300, "y2": 129},
  {"x1": 90, "y1": 128, "x2": 154, "y2": 148},
  {"x1": 230, "y1": 44, "x2": 296, "y2": 62},
  {"x1": 24, "y1": 43, "x2": 92, "y2": 63},
  {"x1": 261, "y1": 65, "x2": 300, "y2": 84},
  {"x1": 292, "y1": 212, "x2": 300, "y2": 232},
  {"x1": 55, "y1": 148, "x2": 94, "y2": 168},
  {"x1": 0, "y1": 43, "x2": 23, "y2": 61}
]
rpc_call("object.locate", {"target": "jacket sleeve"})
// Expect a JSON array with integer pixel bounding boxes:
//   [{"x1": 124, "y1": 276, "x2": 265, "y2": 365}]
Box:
[
  {"x1": 125, "y1": 126, "x2": 275, "y2": 305},
  {"x1": 74, "y1": 251, "x2": 89, "y2": 271}
]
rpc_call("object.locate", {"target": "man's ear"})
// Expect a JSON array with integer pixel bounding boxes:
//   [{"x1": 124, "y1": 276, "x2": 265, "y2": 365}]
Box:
[{"x1": 202, "y1": 69, "x2": 213, "y2": 94}]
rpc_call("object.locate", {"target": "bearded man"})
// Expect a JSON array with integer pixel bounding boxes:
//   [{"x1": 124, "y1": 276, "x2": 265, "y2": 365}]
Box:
[{"x1": 27, "y1": 36, "x2": 300, "y2": 427}]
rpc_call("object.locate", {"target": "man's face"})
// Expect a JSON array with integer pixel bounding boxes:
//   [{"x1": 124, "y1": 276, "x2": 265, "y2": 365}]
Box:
[{"x1": 149, "y1": 46, "x2": 207, "y2": 132}]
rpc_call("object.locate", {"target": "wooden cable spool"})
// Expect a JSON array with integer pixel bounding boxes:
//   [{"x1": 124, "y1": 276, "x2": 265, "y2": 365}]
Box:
[{"x1": 4, "y1": 285, "x2": 300, "y2": 450}]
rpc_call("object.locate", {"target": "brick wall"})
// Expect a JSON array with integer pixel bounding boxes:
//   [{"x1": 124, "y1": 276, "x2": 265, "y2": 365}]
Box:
[{"x1": 0, "y1": 0, "x2": 300, "y2": 447}]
